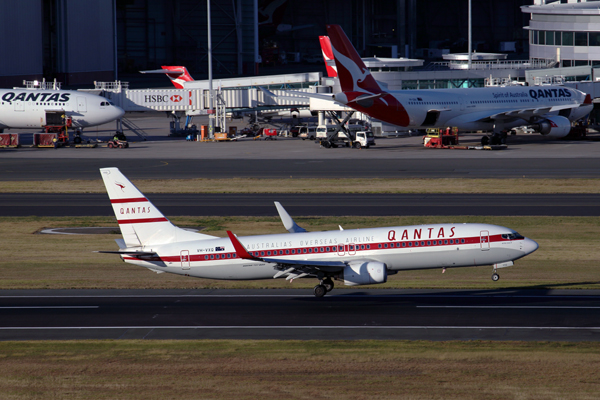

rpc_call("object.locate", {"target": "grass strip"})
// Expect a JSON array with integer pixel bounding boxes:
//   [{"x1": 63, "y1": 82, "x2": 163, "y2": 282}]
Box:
[
  {"x1": 1, "y1": 215, "x2": 598, "y2": 290},
  {"x1": 2, "y1": 177, "x2": 600, "y2": 193},
  {"x1": 0, "y1": 340, "x2": 599, "y2": 399}
]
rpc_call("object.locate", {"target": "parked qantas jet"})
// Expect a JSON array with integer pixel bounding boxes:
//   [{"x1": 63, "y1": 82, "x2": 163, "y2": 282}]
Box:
[
  {"x1": 324, "y1": 24, "x2": 593, "y2": 144},
  {"x1": 98, "y1": 167, "x2": 538, "y2": 297},
  {"x1": 0, "y1": 89, "x2": 124, "y2": 131}
]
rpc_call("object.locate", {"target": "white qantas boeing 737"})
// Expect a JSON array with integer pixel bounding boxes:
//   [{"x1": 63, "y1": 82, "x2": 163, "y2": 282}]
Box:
[
  {"x1": 98, "y1": 168, "x2": 538, "y2": 297},
  {"x1": 320, "y1": 25, "x2": 594, "y2": 144},
  {"x1": 0, "y1": 89, "x2": 125, "y2": 131}
]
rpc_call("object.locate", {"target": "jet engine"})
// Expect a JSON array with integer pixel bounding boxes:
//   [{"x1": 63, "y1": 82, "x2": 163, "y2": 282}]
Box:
[
  {"x1": 531, "y1": 115, "x2": 572, "y2": 138},
  {"x1": 342, "y1": 261, "x2": 388, "y2": 286}
]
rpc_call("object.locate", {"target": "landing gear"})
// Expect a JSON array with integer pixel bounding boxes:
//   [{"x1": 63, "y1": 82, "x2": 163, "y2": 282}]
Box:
[
  {"x1": 492, "y1": 272, "x2": 500, "y2": 282},
  {"x1": 481, "y1": 132, "x2": 508, "y2": 146},
  {"x1": 313, "y1": 284, "x2": 327, "y2": 297},
  {"x1": 314, "y1": 278, "x2": 334, "y2": 297}
]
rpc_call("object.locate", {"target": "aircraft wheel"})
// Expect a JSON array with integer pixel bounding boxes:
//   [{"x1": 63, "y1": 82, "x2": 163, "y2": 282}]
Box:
[
  {"x1": 313, "y1": 284, "x2": 327, "y2": 297},
  {"x1": 323, "y1": 278, "x2": 334, "y2": 292},
  {"x1": 492, "y1": 273, "x2": 500, "y2": 282},
  {"x1": 481, "y1": 136, "x2": 490, "y2": 146}
]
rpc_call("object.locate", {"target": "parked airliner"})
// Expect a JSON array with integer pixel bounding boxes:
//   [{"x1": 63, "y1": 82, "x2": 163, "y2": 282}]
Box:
[
  {"x1": 98, "y1": 167, "x2": 538, "y2": 297},
  {"x1": 0, "y1": 89, "x2": 124, "y2": 131},
  {"x1": 324, "y1": 24, "x2": 593, "y2": 144}
]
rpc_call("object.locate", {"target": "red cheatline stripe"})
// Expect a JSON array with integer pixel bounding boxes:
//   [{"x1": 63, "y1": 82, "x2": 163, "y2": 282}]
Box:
[
  {"x1": 118, "y1": 217, "x2": 168, "y2": 224},
  {"x1": 111, "y1": 198, "x2": 148, "y2": 204}
]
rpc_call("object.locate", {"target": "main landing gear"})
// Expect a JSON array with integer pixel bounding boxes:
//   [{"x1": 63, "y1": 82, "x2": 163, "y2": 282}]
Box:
[
  {"x1": 481, "y1": 132, "x2": 507, "y2": 146},
  {"x1": 313, "y1": 277, "x2": 335, "y2": 297}
]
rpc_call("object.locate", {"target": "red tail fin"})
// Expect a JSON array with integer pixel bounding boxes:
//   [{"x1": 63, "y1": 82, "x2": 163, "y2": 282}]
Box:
[
  {"x1": 160, "y1": 66, "x2": 194, "y2": 89},
  {"x1": 326, "y1": 25, "x2": 382, "y2": 94},
  {"x1": 319, "y1": 36, "x2": 338, "y2": 78}
]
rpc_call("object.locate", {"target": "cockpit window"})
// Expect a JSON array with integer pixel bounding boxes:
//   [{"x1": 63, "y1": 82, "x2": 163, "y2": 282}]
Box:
[{"x1": 502, "y1": 233, "x2": 524, "y2": 240}]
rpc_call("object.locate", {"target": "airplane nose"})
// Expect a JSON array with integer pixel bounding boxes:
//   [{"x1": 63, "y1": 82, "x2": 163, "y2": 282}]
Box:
[
  {"x1": 522, "y1": 238, "x2": 539, "y2": 255},
  {"x1": 114, "y1": 105, "x2": 125, "y2": 119}
]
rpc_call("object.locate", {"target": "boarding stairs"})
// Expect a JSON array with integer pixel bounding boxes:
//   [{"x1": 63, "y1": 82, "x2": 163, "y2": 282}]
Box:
[{"x1": 118, "y1": 118, "x2": 149, "y2": 140}]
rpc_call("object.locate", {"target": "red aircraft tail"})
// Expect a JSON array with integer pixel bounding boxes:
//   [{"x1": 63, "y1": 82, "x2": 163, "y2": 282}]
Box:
[
  {"x1": 319, "y1": 36, "x2": 338, "y2": 78},
  {"x1": 160, "y1": 66, "x2": 194, "y2": 89},
  {"x1": 325, "y1": 25, "x2": 383, "y2": 94}
]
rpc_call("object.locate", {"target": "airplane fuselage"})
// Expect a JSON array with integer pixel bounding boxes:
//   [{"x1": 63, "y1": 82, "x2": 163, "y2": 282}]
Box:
[
  {"x1": 122, "y1": 223, "x2": 537, "y2": 281},
  {"x1": 0, "y1": 89, "x2": 125, "y2": 129},
  {"x1": 335, "y1": 85, "x2": 591, "y2": 131}
]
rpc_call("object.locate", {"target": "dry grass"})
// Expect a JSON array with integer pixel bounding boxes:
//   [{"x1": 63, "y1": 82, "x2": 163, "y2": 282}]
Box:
[
  {"x1": 0, "y1": 340, "x2": 599, "y2": 399},
  {"x1": 3, "y1": 177, "x2": 600, "y2": 193},
  {"x1": 1, "y1": 215, "x2": 599, "y2": 290}
]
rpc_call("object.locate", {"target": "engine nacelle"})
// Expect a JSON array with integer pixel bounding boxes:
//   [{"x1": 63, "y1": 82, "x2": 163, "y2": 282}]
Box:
[
  {"x1": 342, "y1": 261, "x2": 388, "y2": 286},
  {"x1": 532, "y1": 115, "x2": 571, "y2": 138}
]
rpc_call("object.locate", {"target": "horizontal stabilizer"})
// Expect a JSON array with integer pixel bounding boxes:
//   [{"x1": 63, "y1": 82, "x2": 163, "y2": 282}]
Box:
[{"x1": 93, "y1": 250, "x2": 157, "y2": 256}]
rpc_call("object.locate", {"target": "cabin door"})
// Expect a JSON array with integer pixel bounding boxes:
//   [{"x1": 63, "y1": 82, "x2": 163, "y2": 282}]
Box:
[
  {"x1": 480, "y1": 231, "x2": 490, "y2": 251},
  {"x1": 180, "y1": 250, "x2": 190, "y2": 270}
]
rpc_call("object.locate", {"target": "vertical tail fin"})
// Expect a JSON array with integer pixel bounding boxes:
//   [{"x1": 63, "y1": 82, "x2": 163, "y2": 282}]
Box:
[
  {"x1": 326, "y1": 24, "x2": 382, "y2": 94},
  {"x1": 160, "y1": 66, "x2": 194, "y2": 89},
  {"x1": 319, "y1": 36, "x2": 338, "y2": 78},
  {"x1": 100, "y1": 168, "x2": 216, "y2": 247}
]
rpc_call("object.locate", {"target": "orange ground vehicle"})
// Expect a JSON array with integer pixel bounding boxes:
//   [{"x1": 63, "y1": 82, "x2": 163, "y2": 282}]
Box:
[{"x1": 423, "y1": 127, "x2": 458, "y2": 148}]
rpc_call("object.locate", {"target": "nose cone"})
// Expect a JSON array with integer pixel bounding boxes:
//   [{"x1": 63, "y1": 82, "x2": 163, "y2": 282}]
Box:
[
  {"x1": 113, "y1": 105, "x2": 125, "y2": 120},
  {"x1": 523, "y1": 238, "x2": 539, "y2": 255}
]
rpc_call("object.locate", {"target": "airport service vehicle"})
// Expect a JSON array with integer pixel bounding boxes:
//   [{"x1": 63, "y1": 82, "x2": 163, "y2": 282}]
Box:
[
  {"x1": 0, "y1": 89, "x2": 125, "y2": 131},
  {"x1": 316, "y1": 124, "x2": 375, "y2": 148},
  {"x1": 322, "y1": 25, "x2": 593, "y2": 144},
  {"x1": 98, "y1": 168, "x2": 538, "y2": 297},
  {"x1": 297, "y1": 125, "x2": 317, "y2": 140}
]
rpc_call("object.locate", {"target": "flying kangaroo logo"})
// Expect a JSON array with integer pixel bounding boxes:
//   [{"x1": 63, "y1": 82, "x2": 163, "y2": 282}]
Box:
[
  {"x1": 331, "y1": 47, "x2": 372, "y2": 93},
  {"x1": 115, "y1": 182, "x2": 126, "y2": 192}
]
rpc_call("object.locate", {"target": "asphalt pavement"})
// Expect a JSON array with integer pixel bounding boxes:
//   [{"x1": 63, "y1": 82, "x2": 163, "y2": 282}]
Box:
[{"x1": 1, "y1": 289, "x2": 598, "y2": 341}]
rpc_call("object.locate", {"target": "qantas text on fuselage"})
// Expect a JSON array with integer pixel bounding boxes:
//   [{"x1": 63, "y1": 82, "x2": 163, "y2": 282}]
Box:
[{"x1": 0, "y1": 89, "x2": 125, "y2": 129}]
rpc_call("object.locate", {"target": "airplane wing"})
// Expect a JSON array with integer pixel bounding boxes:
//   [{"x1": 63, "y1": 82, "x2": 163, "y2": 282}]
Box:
[
  {"x1": 259, "y1": 86, "x2": 334, "y2": 102},
  {"x1": 455, "y1": 103, "x2": 585, "y2": 125},
  {"x1": 226, "y1": 231, "x2": 349, "y2": 280}
]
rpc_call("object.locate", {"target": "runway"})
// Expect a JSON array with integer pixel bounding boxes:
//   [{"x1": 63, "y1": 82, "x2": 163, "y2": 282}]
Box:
[
  {"x1": 3, "y1": 157, "x2": 600, "y2": 179},
  {"x1": 1, "y1": 289, "x2": 599, "y2": 341},
  {"x1": 2, "y1": 193, "x2": 599, "y2": 217}
]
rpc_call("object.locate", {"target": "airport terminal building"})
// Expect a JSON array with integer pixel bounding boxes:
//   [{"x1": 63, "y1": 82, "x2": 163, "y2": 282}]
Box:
[{"x1": 524, "y1": 1, "x2": 600, "y2": 68}]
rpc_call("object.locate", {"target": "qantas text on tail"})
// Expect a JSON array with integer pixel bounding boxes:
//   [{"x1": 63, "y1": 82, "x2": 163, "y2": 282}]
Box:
[
  {"x1": 325, "y1": 24, "x2": 592, "y2": 140},
  {"x1": 97, "y1": 168, "x2": 538, "y2": 297}
]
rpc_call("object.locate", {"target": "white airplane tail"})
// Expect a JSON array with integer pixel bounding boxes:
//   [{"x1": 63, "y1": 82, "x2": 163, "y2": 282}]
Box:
[{"x1": 100, "y1": 168, "x2": 216, "y2": 248}]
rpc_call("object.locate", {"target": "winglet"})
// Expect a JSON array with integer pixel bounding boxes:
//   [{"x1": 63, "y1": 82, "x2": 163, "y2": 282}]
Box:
[
  {"x1": 274, "y1": 202, "x2": 307, "y2": 233},
  {"x1": 227, "y1": 231, "x2": 261, "y2": 261},
  {"x1": 584, "y1": 94, "x2": 593, "y2": 105}
]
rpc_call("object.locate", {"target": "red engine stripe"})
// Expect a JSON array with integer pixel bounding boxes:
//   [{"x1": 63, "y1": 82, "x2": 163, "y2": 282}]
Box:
[
  {"x1": 118, "y1": 217, "x2": 168, "y2": 224},
  {"x1": 111, "y1": 198, "x2": 149, "y2": 204}
]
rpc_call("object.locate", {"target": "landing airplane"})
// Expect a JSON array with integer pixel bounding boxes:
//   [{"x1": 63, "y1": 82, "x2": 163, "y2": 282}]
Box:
[
  {"x1": 322, "y1": 25, "x2": 594, "y2": 144},
  {"x1": 98, "y1": 167, "x2": 538, "y2": 297},
  {"x1": 0, "y1": 89, "x2": 125, "y2": 131}
]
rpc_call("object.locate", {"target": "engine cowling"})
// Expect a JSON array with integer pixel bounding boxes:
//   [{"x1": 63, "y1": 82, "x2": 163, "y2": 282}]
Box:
[
  {"x1": 342, "y1": 261, "x2": 388, "y2": 286},
  {"x1": 532, "y1": 115, "x2": 571, "y2": 138}
]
